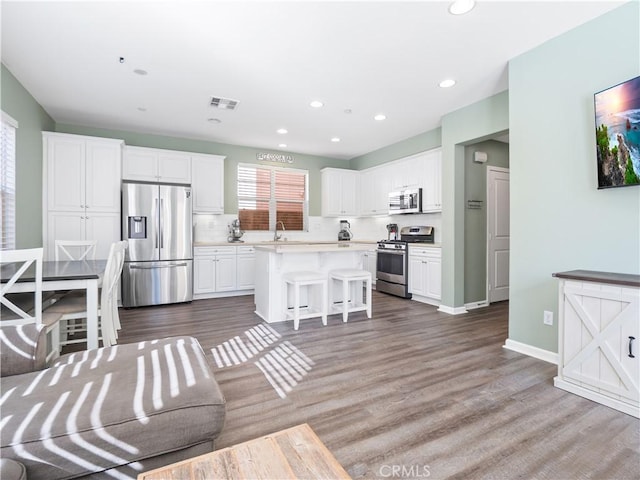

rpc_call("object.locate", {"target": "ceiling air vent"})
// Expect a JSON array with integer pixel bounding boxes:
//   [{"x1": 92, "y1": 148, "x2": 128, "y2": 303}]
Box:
[{"x1": 210, "y1": 96, "x2": 239, "y2": 110}]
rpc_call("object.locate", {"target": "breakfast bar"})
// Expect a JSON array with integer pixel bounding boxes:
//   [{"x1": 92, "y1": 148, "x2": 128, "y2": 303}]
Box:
[{"x1": 254, "y1": 243, "x2": 376, "y2": 324}]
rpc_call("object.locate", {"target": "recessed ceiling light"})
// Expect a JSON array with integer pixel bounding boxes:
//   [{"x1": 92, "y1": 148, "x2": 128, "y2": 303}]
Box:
[
  {"x1": 137, "y1": 107, "x2": 147, "y2": 112},
  {"x1": 374, "y1": 114, "x2": 386, "y2": 121},
  {"x1": 207, "y1": 118, "x2": 222, "y2": 124},
  {"x1": 277, "y1": 128, "x2": 288, "y2": 134},
  {"x1": 439, "y1": 79, "x2": 456, "y2": 88},
  {"x1": 310, "y1": 100, "x2": 324, "y2": 108},
  {"x1": 449, "y1": 0, "x2": 475, "y2": 15},
  {"x1": 344, "y1": 108, "x2": 352, "y2": 114},
  {"x1": 133, "y1": 68, "x2": 148, "y2": 76},
  {"x1": 331, "y1": 137, "x2": 341, "y2": 143},
  {"x1": 278, "y1": 143, "x2": 287, "y2": 148}
]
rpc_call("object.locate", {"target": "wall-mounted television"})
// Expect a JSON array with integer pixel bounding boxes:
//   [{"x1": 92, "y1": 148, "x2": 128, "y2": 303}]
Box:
[{"x1": 594, "y1": 75, "x2": 640, "y2": 189}]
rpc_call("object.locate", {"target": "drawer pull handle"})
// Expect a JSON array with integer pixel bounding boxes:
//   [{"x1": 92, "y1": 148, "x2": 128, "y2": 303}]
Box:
[{"x1": 629, "y1": 336, "x2": 636, "y2": 358}]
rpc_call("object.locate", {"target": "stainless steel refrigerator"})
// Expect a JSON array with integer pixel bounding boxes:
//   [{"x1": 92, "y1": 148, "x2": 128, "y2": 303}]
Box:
[{"x1": 121, "y1": 182, "x2": 193, "y2": 307}]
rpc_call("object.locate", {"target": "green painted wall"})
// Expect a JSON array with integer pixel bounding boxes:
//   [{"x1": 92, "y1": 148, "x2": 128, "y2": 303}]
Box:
[
  {"x1": 1, "y1": 64, "x2": 55, "y2": 248},
  {"x1": 440, "y1": 91, "x2": 510, "y2": 310},
  {"x1": 508, "y1": 1, "x2": 640, "y2": 353},
  {"x1": 55, "y1": 124, "x2": 347, "y2": 216},
  {"x1": 350, "y1": 127, "x2": 441, "y2": 170},
  {"x1": 464, "y1": 140, "x2": 509, "y2": 304}
]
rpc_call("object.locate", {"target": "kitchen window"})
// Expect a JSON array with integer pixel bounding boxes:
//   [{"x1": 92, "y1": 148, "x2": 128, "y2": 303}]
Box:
[
  {"x1": 237, "y1": 164, "x2": 308, "y2": 231},
  {"x1": 1, "y1": 112, "x2": 17, "y2": 250}
]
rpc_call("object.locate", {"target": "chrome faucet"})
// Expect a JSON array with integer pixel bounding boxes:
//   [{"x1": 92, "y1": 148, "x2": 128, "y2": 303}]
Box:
[{"x1": 273, "y1": 221, "x2": 286, "y2": 241}]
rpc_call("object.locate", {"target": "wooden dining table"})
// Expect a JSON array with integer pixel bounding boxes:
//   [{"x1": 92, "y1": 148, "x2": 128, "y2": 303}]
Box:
[{"x1": 1, "y1": 259, "x2": 107, "y2": 350}]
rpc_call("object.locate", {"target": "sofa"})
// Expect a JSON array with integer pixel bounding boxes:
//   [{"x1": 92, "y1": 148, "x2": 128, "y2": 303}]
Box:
[{"x1": 0, "y1": 324, "x2": 226, "y2": 479}]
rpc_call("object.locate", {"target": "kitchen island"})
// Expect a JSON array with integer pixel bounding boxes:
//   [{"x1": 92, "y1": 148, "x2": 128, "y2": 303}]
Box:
[{"x1": 254, "y1": 242, "x2": 376, "y2": 324}]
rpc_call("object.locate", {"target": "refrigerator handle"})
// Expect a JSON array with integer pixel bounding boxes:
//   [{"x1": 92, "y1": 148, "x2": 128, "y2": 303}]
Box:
[
  {"x1": 154, "y1": 198, "x2": 159, "y2": 249},
  {"x1": 159, "y1": 198, "x2": 164, "y2": 248}
]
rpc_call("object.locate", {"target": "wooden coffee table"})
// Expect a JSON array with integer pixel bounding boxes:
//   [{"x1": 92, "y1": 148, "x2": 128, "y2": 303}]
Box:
[{"x1": 138, "y1": 423, "x2": 352, "y2": 480}]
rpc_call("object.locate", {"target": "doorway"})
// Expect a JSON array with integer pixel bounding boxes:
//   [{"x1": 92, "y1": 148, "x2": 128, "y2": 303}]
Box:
[{"x1": 487, "y1": 166, "x2": 510, "y2": 303}]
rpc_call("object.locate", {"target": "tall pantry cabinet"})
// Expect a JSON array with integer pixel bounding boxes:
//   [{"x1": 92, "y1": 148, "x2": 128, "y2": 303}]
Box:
[{"x1": 43, "y1": 132, "x2": 123, "y2": 260}]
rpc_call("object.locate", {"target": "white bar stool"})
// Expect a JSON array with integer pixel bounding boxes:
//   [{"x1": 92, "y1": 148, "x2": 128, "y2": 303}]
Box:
[
  {"x1": 282, "y1": 271, "x2": 328, "y2": 330},
  {"x1": 328, "y1": 268, "x2": 372, "y2": 322}
]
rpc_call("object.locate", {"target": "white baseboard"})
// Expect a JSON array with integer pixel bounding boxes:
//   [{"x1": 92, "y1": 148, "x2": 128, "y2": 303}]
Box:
[
  {"x1": 503, "y1": 338, "x2": 558, "y2": 365},
  {"x1": 465, "y1": 300, "x2": 489, "y2": 310},
  {"x1": 437, "y1": 304, "x2": 468, "y2": 315}
]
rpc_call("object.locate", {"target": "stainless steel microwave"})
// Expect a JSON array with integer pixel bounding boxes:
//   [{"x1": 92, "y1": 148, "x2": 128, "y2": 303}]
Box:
[{"x1": 389, "y1": 188, "x2": 422, "y2": 214}]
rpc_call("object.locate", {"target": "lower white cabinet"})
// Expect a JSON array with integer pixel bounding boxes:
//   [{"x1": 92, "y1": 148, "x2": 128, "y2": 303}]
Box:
[
  {"x1": 193, "y1": 245, "x2": 255, "y2": 298},
  {"x1": 47, "y1": 211, "x2": 120, "y2": 260},
  {"x1": 408, "y1": 245, "x2": 441, "y2": 305},
  {"x1": 554, "y1": 272, "x2": 639, "y2": 418},
  {"x1": 362, "y1": 250, "x2": 377, "y2": 285},
  {"x1": 236, "y1": 246, "x2": 256, "y2": 290}
]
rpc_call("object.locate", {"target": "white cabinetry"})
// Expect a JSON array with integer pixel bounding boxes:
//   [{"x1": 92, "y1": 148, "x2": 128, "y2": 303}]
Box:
[
  {"x1": 421, "y1": 149, "x2": 442, "y2": 212},
  {"x1": 123, "y1": 146, "x2": 191, "y2": 184},
  {"x1": 321, "y1": 168, "x2": 358, "y2": 217},
  {"x1": 43, "y1": 132, "x2": 123, "y2": 260},
  {"x1": 362, "y1": 250, "x2": 377, "y2": 285},
  {"x1": 236, "y1": 246, "x2": 256, "y2": 290},
  {"x1": 408, "y1": 245, "x2": 441, "y2": 305},
  {"x1": 192, "y1": 154, "x2": 225, "y2": 213},
  {"x1": 554, "y1": 271, "x2": 639, "y2": 418},
  {"x1": 193, "y1": 245, "x2": 256, "y2": 298},
  {"x1": 359, "y1": 167, "x2": 390, "y2": 216}
]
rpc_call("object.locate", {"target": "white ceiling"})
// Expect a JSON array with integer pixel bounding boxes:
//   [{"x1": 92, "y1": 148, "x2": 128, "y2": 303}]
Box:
[{"x1": 1, "y1": 1, "x2": 624, "y2": 160}]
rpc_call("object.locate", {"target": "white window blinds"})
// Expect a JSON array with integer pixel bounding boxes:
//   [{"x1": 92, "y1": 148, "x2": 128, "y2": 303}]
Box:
[
  {"x1": 237, "y1": 164, "x2": 308, "y2": 231},
  {"x1": 1, "y1": 112, "x2": 17, "y2": 250}
]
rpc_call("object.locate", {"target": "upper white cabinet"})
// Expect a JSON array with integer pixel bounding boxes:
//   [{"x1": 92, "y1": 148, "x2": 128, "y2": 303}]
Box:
[
  {"x1": 421, "y1": 149, "x2": 442, "y2": 212},
  {"x1": 123, "y1": 146, "x2": 191, "y2": 184},
  {"x1": 359, "y1": 167, "x2": 390, "y2": 216},
  {"x1": 43, "y1": 132, "x2": 123, "y2": 260},
  {"x1": 192, "y1": 154, "x2": 225, "y2": 213},
  {"x1": 321, "y1": 168, "x2": 359, "y2": 217}
]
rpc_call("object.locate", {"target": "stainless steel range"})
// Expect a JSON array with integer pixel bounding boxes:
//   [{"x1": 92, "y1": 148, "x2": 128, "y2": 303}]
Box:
[{"x1": 376, "y1": 226, "x2": 435, "y2": 299}]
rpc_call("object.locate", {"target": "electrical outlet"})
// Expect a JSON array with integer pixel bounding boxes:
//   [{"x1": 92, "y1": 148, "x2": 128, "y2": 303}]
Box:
[{"x1": 543, "y1": 310, "x2": 553, "y2": 326}]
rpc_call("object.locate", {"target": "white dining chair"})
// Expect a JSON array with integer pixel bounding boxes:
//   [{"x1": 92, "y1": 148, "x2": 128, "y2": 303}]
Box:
[
  {"x1": 45, "y1": 241, "x2": 127, "y2": 348},
  {"x1": 1, "y1": 248, "x2": 63, "y2": 361},
  {"x1": 54, "y1": 240, "x2": 97, "y2": 261}
]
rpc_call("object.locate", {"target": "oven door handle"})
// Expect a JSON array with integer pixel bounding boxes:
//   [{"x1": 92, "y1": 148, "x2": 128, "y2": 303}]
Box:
[{"x1": 377, "y1": 249, "x2": 406, "y2": 256}]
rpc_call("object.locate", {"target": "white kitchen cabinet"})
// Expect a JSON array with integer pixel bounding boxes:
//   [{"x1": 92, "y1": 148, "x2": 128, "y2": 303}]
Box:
[
  {"x1": 123, "y1": 146, "x2": 191, "y2": 184},
  {"x1": 43, "y1": 132, "x2": 123, "y2": 260},
  {"x1": 236, "y1": 246, "x2": 256, "y2": 290},
  {"x1": 359, "y1": 167, "x2": 390, "y2": 216},
  {"x1": 321, "y1": 168, "x2": 358, "y2": 217},
  {"x1": 47, "y1": 211, "x2": 120, "y2": 260},
  {"x1": 362, "y1": 250, "x2": 377, "y2": 285},
  {"x1": 422, "y1": 149, "x2": 442, "y2": 212},
  {"x1": 192, "y1": 154, "x2": 225, "y2": 213},
  {"x1": 408, "y1": 245, "x2": 441, "y2": 305},
  {"x1": 193, "y1": 246, "x2": 237, "y2": 295},
  {"x1": 554, "y1": 271, "x2": 640, "y2": 418}
]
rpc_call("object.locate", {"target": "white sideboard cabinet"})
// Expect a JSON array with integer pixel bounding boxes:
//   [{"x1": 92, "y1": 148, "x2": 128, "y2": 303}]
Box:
[
  {"x1": 553, "y1": 270, "x2": 639, "y2": 418},
  {"x1": 193, "y1": 246, "x2": 255, "y2": 299},
  {"x1": 43, "y1": 132, "x2": 123, "y2": 260},
  {"x1": 408, "y1": 245, "x2": 441, "y2": 306}
]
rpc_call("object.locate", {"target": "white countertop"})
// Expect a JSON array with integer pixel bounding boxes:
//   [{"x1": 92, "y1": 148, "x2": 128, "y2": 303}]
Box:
[
  {"x1": 254, "y1": 242, "x2": 377, "y2": 253},
  {"x1": 195, "y1": 240, "x2": 379, "y2": 247}
]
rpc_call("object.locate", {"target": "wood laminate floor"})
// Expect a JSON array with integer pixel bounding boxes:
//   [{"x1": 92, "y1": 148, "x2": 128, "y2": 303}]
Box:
[{"x1": 113, "y1": 292, "x2": 639, "y2": 480}]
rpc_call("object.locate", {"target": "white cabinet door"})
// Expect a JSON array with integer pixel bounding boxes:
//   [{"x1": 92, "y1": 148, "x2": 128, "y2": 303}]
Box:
[
  {"x1": 215, "y1": 255, "x2": 237, "y2": 292},
  {"x1": 237, "y1": 253, "x2": 256, "y2": 290},
  {"x1": 408, "y1": 255, "x2": 425, "y2": 295},
  {"x1": 85, "y1": 140, "x2": 122, "y2": 212},
  {"x1": 84, "y1": 212, "x2": 121, "y2": 260},
  {"x1": 47, "y1": 136, "x2": 85, "y2": 212},
  {"x1": 192, "y1": 154, "x2": 225, "y2": 213},
  {"x1": 426, "y1": 257, "x2": 442, "y2": 300},
  {"x1": 321, "y1": 168, "x2": 359, "y2": 217},
  {"x1": 362, "y1": 251, "x2": 377, "y2": 283},
  {"x1": 47, "y1": 212, "x2": 85, "y2": 255},
  {"x1": 158, "y1": 151, "x2": 191, "y2": 184},
  {"x1": 422, "y1": 149, "x2": 442, "y2": 212},
  {"x1": 194, "y1": 256, "x2": 216, "y2": 294},
  {"x1": 122, "y1": 147, "x2": 158, "y2": 182}
]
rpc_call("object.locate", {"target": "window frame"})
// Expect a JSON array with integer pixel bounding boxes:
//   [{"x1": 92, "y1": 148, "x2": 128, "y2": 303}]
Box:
[
  {"x1": 1, "y1": 111, "x2": 18, "y2": 250},
  {"x1": 237, "y1": 163, "x2": 309, "y2": 232}
]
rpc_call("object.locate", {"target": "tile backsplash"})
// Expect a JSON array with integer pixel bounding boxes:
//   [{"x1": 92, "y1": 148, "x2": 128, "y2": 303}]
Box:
[{"x1": 193, "y1": 213, "x2": 442, "y2": 244}]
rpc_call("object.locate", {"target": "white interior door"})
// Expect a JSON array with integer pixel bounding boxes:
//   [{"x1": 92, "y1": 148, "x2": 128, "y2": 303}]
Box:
[{"x1": 487, "y1": 167, "x2": 510, "y2": 303}]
